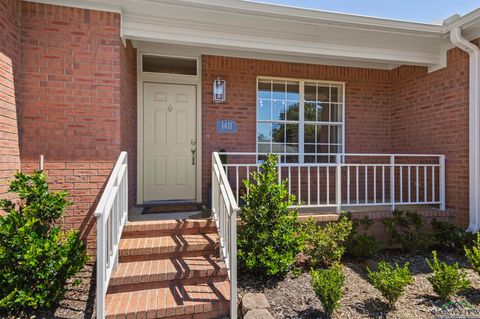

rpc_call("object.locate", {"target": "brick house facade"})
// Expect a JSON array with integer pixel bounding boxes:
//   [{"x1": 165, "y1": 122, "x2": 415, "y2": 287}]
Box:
[{"x1": 1, "y1": 0, "x2": 480, "y2": 251}]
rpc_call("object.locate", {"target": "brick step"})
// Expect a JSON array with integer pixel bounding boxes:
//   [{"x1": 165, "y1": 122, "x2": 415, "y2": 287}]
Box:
[
  {"x1": 105, "y1": 280, "x2": 230, "y2": 319},
  {"x1": 122, "y1": 219, "x2": 217, "y2": 238},
  {"x1": 108, "y1": 256, "x2": 228, "y2": 293},
  {"x1": 118, "y1": 233, "x2": 220, "y2": 263}
]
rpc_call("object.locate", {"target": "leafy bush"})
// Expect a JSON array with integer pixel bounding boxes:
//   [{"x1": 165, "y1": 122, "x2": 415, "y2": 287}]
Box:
[
  {"x1": 0, "y1": 171, "x2": 88, "y2": 311},
  {"x1": 301, "y1": 216, "x2": 352, "y2": 267},
  {"x1": 367, "y1": 261, "x2": 412, "y2": 309},
  {"x1": 342, "y1": 212, "x2": 381, "y2": 260},
  {"x1": 382, "y1": 210, "x2": 432, "y2": 252},
  {"x1": 426, "y1": 251, "x2": 470, "y2": 300},
  {"x1": 238, "y1": 154, "x2": 301, "y2": 277},
  {"x1": 431, "y1": 218, "x2": 475, "y2": 253},
  {"x1": 465, "y1": 233, "x2": 480, "y2": 274},
  {"x1": 311, "y1": 264, "x2": 345, "y2": 317}
]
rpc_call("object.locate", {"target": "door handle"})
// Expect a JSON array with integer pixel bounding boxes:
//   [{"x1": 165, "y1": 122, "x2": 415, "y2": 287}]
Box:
[{"x1": 191, "y1": 147, "x2": 197, "y2": 165}]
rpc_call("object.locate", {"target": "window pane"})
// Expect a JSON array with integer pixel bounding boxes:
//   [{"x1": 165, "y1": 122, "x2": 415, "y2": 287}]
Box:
[
  {"x1": 287, "y1": 82, "x2": 300, "y2": 100},
  {"x1": 330, "y1": 104, "x2": 341, "y2": 122},
  {"x1": 317, "y1": 102, "x2": 329, "y2": 122},
  {"x1": 286, "y1": 124, "x2": 298, "y2": 143},
  {"x1": 272, "y1": 144, "x2": 284, "y2": 153},
  {"x1": 272, "y1": 100, "x2": 286, "y2": 120},
  {"x1": 330, "y1": 126, "x2": 339, "y2": 143},
  {"x1": 272, "y1": 124, "x2": 285, "y2": 143},
  {"x1": 331, "y1": 85, "x2": 343, "y2": 103},
  {"x1": 318, "y1": 86, "x2": 330, "y2": 102},
  {"x1": 142, "y1": 55, "x2": 197, "y2": 75},
  {"x1": 305, "y1": 144, "x2": 316, "y2": 153},
  {"x1": 317, "y1": 125, "x2": 329, "y2": 143},
  {"x1": 286, "y1": 144, "x2": 298, "y2": 153},
  {"x1": 286, "y1": 101, "x2": 299, "y2": 121},
  {"x1": 304, "y1": 102, "x2": 316, "y2": 121},
  {"x1": 272, "y1": 80, "x2": 286, "y2": 100},
  {"x1": 258, "y1": 99, "x2": 271, "y2": 120},
  {"x1": 257, "y1": 123, "x2": 271, "y2": 142},
  {"x1": 258, "y1": 80, "x2": 272, "y2": 100},
  {"x1": 304, "y1": 83, "x2": 316, "y2": 101},
  {"x1": 286, "y1": 155, "x2": 299, "y2": 163},
  {"x1": 304, "y1": 124, "x2": 315, "y2": 143},
  {"x1": 258, "y1": 143, "x2": 271, "y2": 154}
]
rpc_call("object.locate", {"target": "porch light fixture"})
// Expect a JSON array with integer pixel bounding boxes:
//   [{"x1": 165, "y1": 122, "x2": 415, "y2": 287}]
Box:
[{"x1": 213, "y1": 77, "x2": 226, "y2": 103}]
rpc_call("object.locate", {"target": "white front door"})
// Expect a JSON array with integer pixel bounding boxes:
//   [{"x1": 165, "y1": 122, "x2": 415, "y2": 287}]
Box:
[{"x1": 143, "y1": 82, "x2": 197, "y2": 201}]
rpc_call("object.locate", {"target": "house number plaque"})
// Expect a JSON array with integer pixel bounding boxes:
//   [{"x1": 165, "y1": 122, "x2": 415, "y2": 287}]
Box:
[{"x1": 216, "y1": 120, "x2": 237, "y2": 134}]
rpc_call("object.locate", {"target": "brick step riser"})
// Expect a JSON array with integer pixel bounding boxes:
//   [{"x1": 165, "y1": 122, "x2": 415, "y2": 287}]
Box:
[
  {"x1": 119, "y1": 249, "x2": 220, "y2": 263},
  {"x1": 108, "y1": 274, "x2": 229, "y2": 294},
  {"x1": 122, "y1": 227, "x2": 218, "y2": 239},
  {"x1": 105, "y1": 304, "x2": 228, "y2": 319}
]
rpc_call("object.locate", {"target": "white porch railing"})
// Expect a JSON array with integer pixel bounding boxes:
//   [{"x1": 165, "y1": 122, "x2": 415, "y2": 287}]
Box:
[
  {"x1": 95, "y1": 151, "x2": 128, "y2": 319},
  {"x1": 211, "y1": 152, "x2": 240, "y2": 319},
  {"x1": 220, "y1": 152, "x2": 446, "y2": 213}
]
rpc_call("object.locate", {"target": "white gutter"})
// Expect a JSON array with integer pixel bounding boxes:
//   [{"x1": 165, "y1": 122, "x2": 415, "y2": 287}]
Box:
[{"x1": 450, "y1": 27, "x2": 480, "y2": 232}]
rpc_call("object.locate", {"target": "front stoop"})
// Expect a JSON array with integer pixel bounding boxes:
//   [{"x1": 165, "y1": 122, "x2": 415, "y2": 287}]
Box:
[{"x1": 105, "y1": 219, "x2": 230, "y2": 319}]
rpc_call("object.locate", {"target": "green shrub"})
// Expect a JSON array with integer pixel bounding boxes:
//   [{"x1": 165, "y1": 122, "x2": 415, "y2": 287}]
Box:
[
  {"x1": 342, "y1": 212, "x2": 381, "y2": 260},
  {"x1": 367, "y1": 261, "x2": 412, "y2": 309},
  {"x1": 382, "y1": 210, "x2": 432, "y2": 252},
  {"x1": 431, "y1": 218, "x2": 474, "y2": 253},
  {"x1": 0, "y1": 171, "x2": 88, "y2": 311},
  {"x1": 311, "y1": 264, "x2": 345, "y2": 317},
  {"x1": 426, "y1": 251, "x2": 470, "y2": 300},
  {"x1": 465, "y1": 233, "x2": 480, "y2": 273},
  {"x1": 238, "y1": 154, "x2": 301, "y2": 277},
  {"x1": 300, "y1": 216, "x2": 352, "y2": 267}
]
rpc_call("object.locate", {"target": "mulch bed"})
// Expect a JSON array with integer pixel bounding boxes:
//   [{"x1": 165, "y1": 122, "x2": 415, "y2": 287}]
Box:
[
  {"x1": 2, "y1": 262, "x2": 96, "y2": 319},
  {"x1": 238, "y1": 252, "x2": 480, "y2": 319}
]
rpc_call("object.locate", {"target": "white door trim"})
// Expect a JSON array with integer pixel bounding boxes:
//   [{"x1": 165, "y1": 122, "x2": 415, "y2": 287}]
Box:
[{"x1": 136, "y1": 50, "x2": 202, "y2": 205}]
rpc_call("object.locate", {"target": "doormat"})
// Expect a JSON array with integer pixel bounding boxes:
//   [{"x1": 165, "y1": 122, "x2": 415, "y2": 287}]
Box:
[{"x1": 142, "y1": 203, "x2": 202, "y2": 214}]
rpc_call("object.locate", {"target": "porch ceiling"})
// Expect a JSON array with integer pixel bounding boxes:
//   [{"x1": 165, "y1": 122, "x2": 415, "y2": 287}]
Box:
[{"x1": 29, "y1": 0, "x2": 480, "y2": 70}]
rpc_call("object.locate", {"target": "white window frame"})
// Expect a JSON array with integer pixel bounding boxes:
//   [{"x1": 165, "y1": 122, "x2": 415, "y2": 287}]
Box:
[{"x1": 256, "y1": 76, "x2": 346, "y2": 163}]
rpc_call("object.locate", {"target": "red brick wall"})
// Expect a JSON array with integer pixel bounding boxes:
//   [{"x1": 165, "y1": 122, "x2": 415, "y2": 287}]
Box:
[
  {"x1": 391, "y1": 46, "x2": 471, "y2": 227},
  {"x1": 0, "y1": 0, "x2": 21, "y2": 199},
  {"x1": 19, "y1": 2, "x2": 124, "y2": 251},
  {"x1": 120, "y1": 40, "x2": 137, "y2": 207},
  {"x1": 202, "y1": 56, "x2": 393, "y2": 202}
]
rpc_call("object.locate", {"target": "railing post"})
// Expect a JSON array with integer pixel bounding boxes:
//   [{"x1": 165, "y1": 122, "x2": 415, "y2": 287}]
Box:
[
  {"x1": 96, "y1": 214, "x2": 105, "y2": 319},
  {"x1": 390, "y1": 155, "x2": 395, "y2": 211},
  {"x1": 439, "y1": 155, "x2": 446, "y2": 210},
  {"x1": 277, "y1": 155, "x2": 282, "y2": 184},
  {"x1": 336, "y1": 154, "x2": 342, "y2": 214},
  {"x1": 230, "y1": 208, "x2": 238, "y2": 319}
]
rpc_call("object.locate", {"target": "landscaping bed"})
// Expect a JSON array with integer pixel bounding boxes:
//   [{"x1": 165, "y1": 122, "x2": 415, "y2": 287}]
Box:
[
  {"x1": 239, "y1": 251, "x2": 480, "y2": 319},
  {"x1": 1, "y1": 262, "x2": 96, "y2": 319}
]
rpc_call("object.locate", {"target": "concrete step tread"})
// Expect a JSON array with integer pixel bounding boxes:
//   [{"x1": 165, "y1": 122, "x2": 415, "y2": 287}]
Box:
[
  {"x1": 105, "y1": 280, "x2": 230, "y2": 319},
  {"x1": 110, "y1": 256, "x2": 227, "y2": 287},
  {"x1": 118, "y1": 233, "x2": 220, "y2": 257}
]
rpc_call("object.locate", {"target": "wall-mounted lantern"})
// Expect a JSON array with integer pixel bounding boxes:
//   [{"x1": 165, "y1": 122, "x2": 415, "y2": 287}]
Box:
[{"x1": 213, "y1": 77, "x2": 226, "y2": 103}]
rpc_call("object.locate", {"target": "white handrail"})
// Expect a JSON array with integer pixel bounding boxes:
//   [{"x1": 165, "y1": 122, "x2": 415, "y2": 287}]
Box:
[
  {"x1": 95, "y1": 151, "x2": 128, "y2": 319},
  {"x1": 211, "y1": 152, "x2": 240, "y2": 319}
]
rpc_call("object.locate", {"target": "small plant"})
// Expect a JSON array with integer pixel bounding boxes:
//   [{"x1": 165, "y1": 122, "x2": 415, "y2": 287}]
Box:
[
  {"x1": 367, "y1": 261, "x2": 412, "y2": 309},
  {"x1": 465, "y1": 233, "x2": 480, "y2": 273},
  {"x1": 238, "y1": 154, "x2": 302, "y2": 277},
  {"x1": 301, "y1": 216, "x2": 352, "y2": 267},
  {"x1": 311, "y1": 264, "x2": 345, "y2": 317},
  {"x1": 383, "y1": 210, "x2": 432, "y2": 252},
  {"x1": 0, "y1": 171, "x2": 88, "y2": 311},
  {"x1": 342, "y1": 212, "x2": 381, "y2": 260},
  {"x1": 431, "y1": 218, "x2": 475, "y2": 253},
  {"x1": 426, "y1": 251, "x2": 470, "y2": 300}
]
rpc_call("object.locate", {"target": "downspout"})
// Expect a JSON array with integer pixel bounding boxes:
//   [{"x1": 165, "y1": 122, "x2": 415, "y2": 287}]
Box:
[{"x1": 450, "y1": 27, "x2": 480, "y2": 232}]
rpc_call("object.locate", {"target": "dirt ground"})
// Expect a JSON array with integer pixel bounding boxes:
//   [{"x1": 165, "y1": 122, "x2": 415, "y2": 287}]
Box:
[{"x1": 239, "y1": 252, "x2": 480, "y2": 319}]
